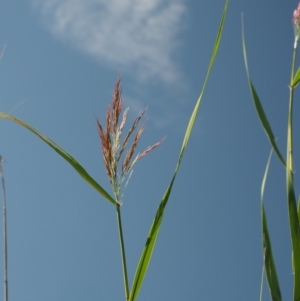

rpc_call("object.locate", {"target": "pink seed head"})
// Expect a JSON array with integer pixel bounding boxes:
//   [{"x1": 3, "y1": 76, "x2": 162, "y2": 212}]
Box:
[
  {"x1": 294, "y1": 3, "x2": 300, "y2": 25},
  {"x1": 293, "y1": 3, "x2": 300, "y2": 47}
]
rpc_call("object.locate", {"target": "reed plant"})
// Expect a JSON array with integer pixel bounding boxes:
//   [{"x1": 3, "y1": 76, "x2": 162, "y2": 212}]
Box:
[
  {"x1": 0, "y1": 1, "x2": 228, "y2": 300},
  {"x1": 243, "y1": 3, "x2": 300, "y2": 301}
]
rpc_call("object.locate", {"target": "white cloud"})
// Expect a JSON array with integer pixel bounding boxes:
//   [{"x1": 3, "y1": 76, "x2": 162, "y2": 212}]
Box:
[{"x1": 31, "y1": 0, "x2": 186, "y2": 83}]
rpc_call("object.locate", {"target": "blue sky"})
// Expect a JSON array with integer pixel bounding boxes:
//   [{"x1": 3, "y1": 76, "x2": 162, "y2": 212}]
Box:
[{"x1": 0, "y1": 1, "x2": 299, "y2": 300}]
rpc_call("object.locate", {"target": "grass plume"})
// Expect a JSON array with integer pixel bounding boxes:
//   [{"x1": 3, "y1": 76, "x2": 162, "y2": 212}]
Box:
[{"x1": 96, "y1": 78, "x2": 164, "y2": 203}]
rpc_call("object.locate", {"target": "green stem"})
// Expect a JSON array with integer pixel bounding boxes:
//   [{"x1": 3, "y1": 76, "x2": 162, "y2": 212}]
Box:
[
  {"x1": 288, "y1": 44, "x2": 300, "y2": 301},
  {"x1": 259, "y1": 248, "x2": 265, "y2": 301},
  {"x1": 116, "y1": 203, "x2": 130, "y2": 300},
  {"x1": 0, "y1": 156, "x2": 8, "y2": 301},
  {"x1": 288, "y1": 47, "x2": 297, "y2": 176}
]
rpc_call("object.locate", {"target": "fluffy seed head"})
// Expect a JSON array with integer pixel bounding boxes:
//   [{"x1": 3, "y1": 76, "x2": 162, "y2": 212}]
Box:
[
  {"x1": 293, "y1": 3, "x2": 300, "y2": 47},
  {"x1": 96, "y1": 78, "x2": 164, "y2": 202}
]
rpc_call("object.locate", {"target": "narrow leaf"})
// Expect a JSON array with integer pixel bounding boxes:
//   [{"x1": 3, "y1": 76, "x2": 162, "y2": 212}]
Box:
[
  {"x1": 262, "y1": 205, "x2": 282, "y2": 301},
  {"x1": 0, "y1": 112, "x2": 116, "y2": 205},
  {"x1": 242, "y1": 20, "x2": 285, "y2": 167},
  {"x1": 128, "y1": 1, "x2": 229, "y2": 300},
  {"x1": 287, "y1": 170, "x2": 300, "y2": 301},
  {"x1": 260, "y1": 251, "x2": 265, "y2": 301},
  {"x1": 295, "y1": 195, "x2": 300, "y2": 274},
  {"x1": 0, "y1": 44, "x2": 5, "y2": 60},
  {"x1": 291, "y1": 66, "x2": 300, "y2": 88},
  {"x1": 261, "y1": 150, "x2": 282, "y2": 301},
  {"x1": 297, "y1": 195, "x2": 300, "y2": 223},
  {"x1": 286, "y1": 74, "x2": 300, "y2": 300}
]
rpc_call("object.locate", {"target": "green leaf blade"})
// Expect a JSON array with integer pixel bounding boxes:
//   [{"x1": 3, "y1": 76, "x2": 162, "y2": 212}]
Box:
[
  {"x1": 242, "y1": 23, "x2": 285, "y2": 167},
  {"x1": 262, "y1": 204, "x2": 282, "y2": 301},
  {"x1": 291, "y1": 66, "x2": 300, "y2": 88},
  {"x1": 287, "y1": 172, "x2": 300, "y2": 301},
  {"x1": 129, "y1": 177, "x2": 175, "y2": 301},
  {"x1": 0, "y1": 112, "x2": 116, "y2": 205},
  {"x1": 261, "y1": 151, "x2": 282, "y2": 301},
  {"x1": 128, "y1": 1, "x2": 229, "y2": 300},
  {"x1": 287, "y1": 60, "x2": 300, "y2": 300}
]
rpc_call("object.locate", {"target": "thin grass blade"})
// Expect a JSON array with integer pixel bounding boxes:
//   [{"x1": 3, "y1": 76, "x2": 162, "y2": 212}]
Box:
[
  {"x1": 0, "y1": 112, "x2": 116, "y2": 205},
  {"x1": 297, "y1": 196, "x2": 300, "y2": 222},
  {"x1": 292, "y1": 196, "x2": 300, "y2": 274},
  {"x1": 260, "y1": 250, "x2": 265, "y2": 301},
  {"x1": 291, "y1": 66, "x2": 300, "y2": 88},
  {"x1": 286, "y1": 64, "x2": 300, "y2": 300},
  {"x1": 297, "y1": 194, "x2": 300, "y2": 275},
  {"x1": 0, "y1": 44, "x2": 5, "y2": 60},
  {"x1": 262, "y1": 205, "x2": 282, "y2": 301},
  {"x1": 261, "y1": 150, "x2": 282, "y2": 301},
  {"x1": 128, "y1": 1, "x2": 229, "y2": 300},
  {"x1": 0, "y1": 157, "x2": 8, "y2": 301},
  {"x1": 242, "y1": 21, "x2": 285, "y2": 167},
  {"x1": 287, "y1": 170, "x2": 300, "y2": 300}
]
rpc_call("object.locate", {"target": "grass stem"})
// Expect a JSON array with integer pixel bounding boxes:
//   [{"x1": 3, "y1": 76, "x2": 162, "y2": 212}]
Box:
[
  {"x1": 287, "y1": 43, "x2": 300, "y2": 301},
  {"x1": 116, "y1": 203, "x2": 130, "y2": 300},
  {"x1": 0, "y1": 156, "x2": 8, "y2": 301},
  {"x1": 288, "y1": 47, "x2": 297, "y2": 175}
]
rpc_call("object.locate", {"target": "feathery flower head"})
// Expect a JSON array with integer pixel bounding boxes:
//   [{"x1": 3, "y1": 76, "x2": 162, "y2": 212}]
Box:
[
  {"x1": 293, "y1": 3, "x2": 300, "y2": 47},
  {"x1": 96, "y1": 78, "x2": 164, "y2": 203}
]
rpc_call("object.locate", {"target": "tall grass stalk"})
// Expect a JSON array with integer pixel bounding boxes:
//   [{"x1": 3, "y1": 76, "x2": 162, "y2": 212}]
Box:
[
  {"x1": 116, "y1": 204, "x2": 130, "y2": 299},
  {"x1": 0, "y1": 156, "x2": 8, "y2": 301},
  {"x1": 96, "y1": 78, "x2": 164, "y2": 300},
  {"x1": 287, "y1": 23, "x2": 300, "y2": 299},
  {"x1": 243, "y1": 3, "x2": 300, "y2": 300}
]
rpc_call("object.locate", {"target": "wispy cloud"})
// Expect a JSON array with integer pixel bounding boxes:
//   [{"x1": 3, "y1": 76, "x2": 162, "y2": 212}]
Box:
[{"x1": 31, "y1": 0, "x2": 186, "y2": 83}]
